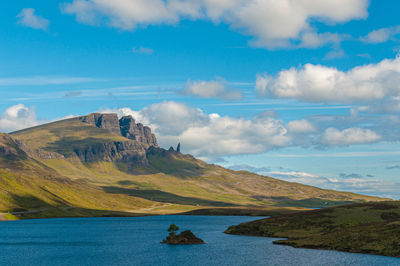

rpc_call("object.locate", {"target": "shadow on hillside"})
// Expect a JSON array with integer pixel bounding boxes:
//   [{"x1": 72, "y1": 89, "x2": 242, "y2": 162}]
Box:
[
  {"x1": 7, "y1": 194, "x2": 148, "y2": 219},
  {"x1": 45, "y1": 136, "x2": 117, "y2": 155},
  {"x1": 9, "y1": 194, "x2": 53, "y2": 212},
  {"x1": 102, "y1": 186, "x2": 237, "y2": 207}
]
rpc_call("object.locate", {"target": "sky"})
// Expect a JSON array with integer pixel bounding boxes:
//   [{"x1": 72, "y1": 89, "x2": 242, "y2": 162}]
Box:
[{"x1": 1, "y1": 0, "x2": 400, "y2": 199}]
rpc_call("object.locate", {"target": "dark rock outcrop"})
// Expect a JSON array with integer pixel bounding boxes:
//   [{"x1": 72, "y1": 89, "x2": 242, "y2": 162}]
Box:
[
  {"x1": 79, "y1": 113, "x2": 121, "y2": 136},
  {"x1": 0, "y1": 133, "x2": 27, "y2": 158},
  {"x1": 74, "y1": 113, "x2": 160, "y2": 166},
  {"x1": 79, "y1": 113, "x2": 158, "y2": 148},
  {"x1": 17, "y1": 141, "x2": 65, "y2": 160},
  {"x1": 161, "y1": 230, "x2": 205, "y2": 245},
  {"x1": 119, "y1": 115, "x2": 157, "y2": 147},
  {"x1": 73, "y1": 140, "x2": 148, "y2": 165},
  {"x1": 1, "y1": 134, "x2": 64, "y2": 161}
]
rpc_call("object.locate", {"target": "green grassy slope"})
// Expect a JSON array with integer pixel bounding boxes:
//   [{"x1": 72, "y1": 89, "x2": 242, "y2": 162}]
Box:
[
  {"x1": 225, "y1": 201, "x2": 400, "y2": 257},
  {"x1": 0, "y1": 132, "x2": 161, "y2": 217},
  {"x1": 0, "y1": 116, "x2": 385, "y2": 220},
  {"x1": 11, "y1": 118, "x2": 127, "y2": 155}
]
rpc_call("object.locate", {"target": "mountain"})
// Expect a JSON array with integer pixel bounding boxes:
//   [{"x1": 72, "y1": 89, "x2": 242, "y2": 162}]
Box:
[
  {"x1": 0, "y1": 113, "x2": 384, "y2": 219},
  {"x1": 225, "y1": 201, "x2": 400, "y2": 257}
]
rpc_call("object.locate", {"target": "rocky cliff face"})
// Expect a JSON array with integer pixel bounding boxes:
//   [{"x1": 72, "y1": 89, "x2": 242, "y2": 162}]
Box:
[
  {"x1": 73, "y1": 140, "x2": 148, "y2": 165},
  {"x1": 78, "y1": 113, "x2": 122, "y2": 136},
  {"x1": 119, "y1": 116, "x2": 157, "y2": 147},
  {"x1": 79, "y1": 113, "x2": 158, "y2": 148},
  {"x1": 72, "y1": 113, "x2": 159, "y2": 166},
  {"x1": 0, "y1": 133, "x2": 26, "y2": 158}
]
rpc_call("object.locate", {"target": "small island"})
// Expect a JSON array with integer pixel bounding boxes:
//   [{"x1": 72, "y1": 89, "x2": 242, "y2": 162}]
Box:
[{"x1": 161, "y1": 224, "x2": 205, "y2": 245}]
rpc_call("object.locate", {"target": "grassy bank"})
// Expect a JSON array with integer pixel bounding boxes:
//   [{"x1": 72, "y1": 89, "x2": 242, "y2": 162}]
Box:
[{"x1": 225, "y1": 201, "x2": 400, "y2": 258}]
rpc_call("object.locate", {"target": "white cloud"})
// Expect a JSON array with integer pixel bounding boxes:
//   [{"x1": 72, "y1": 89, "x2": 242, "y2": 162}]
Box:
[
  {"x1": 265, "y1": 170, "x2": 399, "y2": 199},
  {"x1": 131, "y1": 46, "x2": 154, "y2": 54},
  {"x1": 0, "y1": 105, "x2": 76, "y2": 133},
  {"x1": 0, "y1": 104, "x2": 40, "y2": 132},
  {"x1": 61, "y1": 0, "x2": 185, "y2": 28},
  {"x1": 299, "y1": 32, "x2": 345, "y2": 49},
  {"x1": 102, "y1": 101, "x2": 392, "y2": 157},
  {"x1": 287, "y1": 119, "x2": 316, "y2": 133},
  {"x1": 182, "y1": 78, "x2": 243, "y2": 100},
  {"x1": 255, "y1": 56, "x2": 400, "y2": 103},
  {"x1": 106, "y1": 101, "x2": 290, "y2": 158},
  {"x1": 117, "y1": 101, "x2": 209, "y2": 136},
  {"x1": 62, "y1": 0, "x2": 368, "y2": 49},
  {"x1": 16, "y1": 8, "x2": 50, "y2": 31},
  {"x1": 268, "y1": 171, "x2": 330, "y2": 187},
  {"x1": 357, "y1": 97, "x2": 400, "y2": 114},
  {"x1": 227, "y1": 164, "x2": 400, "y2": 199},
  {"x1": 324, "y1": 49, "x2": 346, "y2": 60},
  {"x1": 360, "y1": 26, "x2": 400, "y2": 44},
  {"x1": 322, "y1": 127, "x2": 381, "y2": 146}
]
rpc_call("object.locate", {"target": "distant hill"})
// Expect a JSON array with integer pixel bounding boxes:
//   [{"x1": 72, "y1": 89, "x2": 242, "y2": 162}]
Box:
[{"x1": 0, "y1": 113, "x2": 384, "y2": 219}]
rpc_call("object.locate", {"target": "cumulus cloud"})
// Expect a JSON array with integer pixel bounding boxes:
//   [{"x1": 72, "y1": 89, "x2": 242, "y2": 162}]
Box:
[
  {"x1": 61, "y1": 0, "x2": 368, "y2": 49},
  {"x1": 357, "y1": 97, "x2": 400, "y2": 114},
  {"x1": 360, "y1": 26, "x2": 400, "y2": 44},
  {"x1": 182, "y1": 78, "x2": 243, "y2": 100},
  {"x1": 104, "y1": 101, "x2": 290, "y2": 158},
  {"x1": 287, "y1": 119, "x2": 316, "y2": 133},
  {"x1": 321, "y1": 127, "x2": 381, "y2": 146},
  {"x1": 324, "y1": 49, "x2": 346, "y2": 60},
  {"x1": 17, "y1": 8, "x2": 50, "y2": 31},
  {"x1": 299, "y1": 32, "x2": 345, "y2": 49},
  {"x1": 0, "y1": 105, "x2": 76, "y2": 133},
  {"x1": 0, "y1": 104, "x2": 40, "y2": 132},
  {"x1": 255, "y1": 56, "x2": 400, "y2": 103},
  {"x1": 102, "y1": 101, "x2": 386, "y2": 159}
]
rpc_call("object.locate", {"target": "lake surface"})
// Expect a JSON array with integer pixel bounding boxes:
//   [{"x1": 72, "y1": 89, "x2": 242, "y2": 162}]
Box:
[{"x1": 0, "y1": 215, "x2": 399, "y2": 266}]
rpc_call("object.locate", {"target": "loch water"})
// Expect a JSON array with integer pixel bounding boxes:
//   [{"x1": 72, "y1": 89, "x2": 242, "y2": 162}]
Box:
[{"x1": 0, "y1": 215, "x2": 399, "y2": 266}]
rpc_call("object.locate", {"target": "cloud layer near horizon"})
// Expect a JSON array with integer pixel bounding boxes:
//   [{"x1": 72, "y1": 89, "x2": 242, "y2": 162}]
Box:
[{"x1": 229, "y1": 165, "x2": 400, "y2": 199}]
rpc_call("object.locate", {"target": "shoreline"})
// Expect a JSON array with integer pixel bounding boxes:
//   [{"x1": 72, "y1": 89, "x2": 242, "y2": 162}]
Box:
[
  {"x1": 225, "y1": 201, "x2": 400, "y2": 258},
  {"x1": 0, "y1": 206, "x2": 308, "y2": 221}
]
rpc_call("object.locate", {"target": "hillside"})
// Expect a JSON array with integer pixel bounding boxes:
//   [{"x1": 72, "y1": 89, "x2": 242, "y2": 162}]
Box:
[
  {"x1": 0, "y1": 113, "x2": 384, "y2": 219},
  {"x1": 225, "y1": 201, "x2": 400, "y2": 257}
]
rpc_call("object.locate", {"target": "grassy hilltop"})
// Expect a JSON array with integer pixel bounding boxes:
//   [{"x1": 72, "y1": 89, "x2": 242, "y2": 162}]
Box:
[{"x1": 0, "y1": 114, "x2": 385, "y2": 219}]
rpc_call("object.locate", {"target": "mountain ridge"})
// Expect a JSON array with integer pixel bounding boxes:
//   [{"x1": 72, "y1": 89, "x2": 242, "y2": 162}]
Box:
[{"x1": 0, "y1": 113, "x2": 386, "y2": 219}]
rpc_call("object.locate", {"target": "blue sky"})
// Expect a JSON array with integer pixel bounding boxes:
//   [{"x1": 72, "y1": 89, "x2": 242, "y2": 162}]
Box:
[{"x1": 1, "y1": 0, "x2": 400, "y2": 198}]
